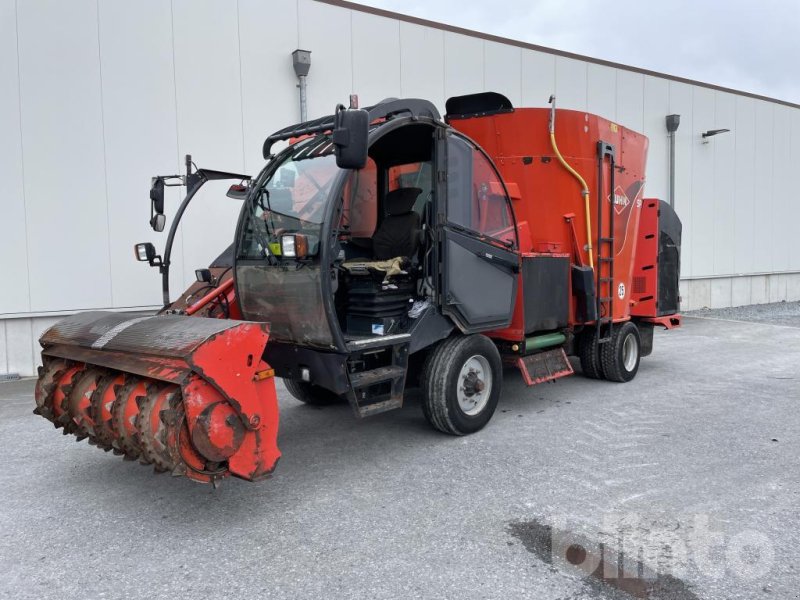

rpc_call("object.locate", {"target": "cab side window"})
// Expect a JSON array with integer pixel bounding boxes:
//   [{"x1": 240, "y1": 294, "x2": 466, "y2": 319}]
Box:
[{"x1": 446, "y1": 135, "x2": 516, "y2": 247}]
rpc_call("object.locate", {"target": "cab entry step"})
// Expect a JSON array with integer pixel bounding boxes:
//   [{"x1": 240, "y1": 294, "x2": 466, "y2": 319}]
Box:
[{"x1": 516, "y1": 348, "x2": 573, "y2": 386}]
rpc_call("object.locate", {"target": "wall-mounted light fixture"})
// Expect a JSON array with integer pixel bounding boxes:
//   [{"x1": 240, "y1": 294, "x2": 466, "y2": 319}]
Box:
[
  {"x1": 702, "y1": 128, "x2": 730, "y2": 139},
  {"x1": 701, "y1": 128, "x2": 730, "y2": 145}
]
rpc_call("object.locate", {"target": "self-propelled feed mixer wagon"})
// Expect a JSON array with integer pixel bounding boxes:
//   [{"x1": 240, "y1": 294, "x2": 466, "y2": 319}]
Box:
[{"x1": 34, "y1": 93, "x2": 682, "y2": 485}]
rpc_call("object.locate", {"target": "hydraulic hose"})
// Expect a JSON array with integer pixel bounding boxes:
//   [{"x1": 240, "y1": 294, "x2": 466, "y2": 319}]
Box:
[{"x1": 548, "y1": 96, "x2": 594, "y2": 270}]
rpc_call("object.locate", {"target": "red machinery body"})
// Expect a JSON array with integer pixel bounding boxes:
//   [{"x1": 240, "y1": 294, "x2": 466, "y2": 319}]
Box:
[
  {"x1": 35, "y1": 312, "x2": 279, "y2": 484},
  {"x1": 32, "y1": 94, "x2": 681, "y2": 485},
  {"x1": 450, "y1": 108, "x2": 653, "y2": 341}
]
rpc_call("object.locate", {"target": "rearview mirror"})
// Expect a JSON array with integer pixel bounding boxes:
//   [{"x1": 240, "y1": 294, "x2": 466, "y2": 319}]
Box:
[
  {"x1": 332, "y1": 104, "x2": 368, "y2": 169},
  {"x1": 150, "y1": 177, "x2": 165, "y2": 213},
  {"x1": 150, "y1": 213, "x2": 166, "y2": 232},
  {"x1": 149, "y1": 177, "x2": 165, "y2": 231}
]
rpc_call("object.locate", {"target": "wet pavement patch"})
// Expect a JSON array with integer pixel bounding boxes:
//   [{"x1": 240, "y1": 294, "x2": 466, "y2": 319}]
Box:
[{"x1": 508, "y1": 518, "x2": 700, "y2": 599}]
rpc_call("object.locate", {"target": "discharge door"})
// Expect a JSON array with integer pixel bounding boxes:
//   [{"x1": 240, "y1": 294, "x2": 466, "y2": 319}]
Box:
[{"x1": 440, "y1": 133, "x2": 519, "y2": 333}]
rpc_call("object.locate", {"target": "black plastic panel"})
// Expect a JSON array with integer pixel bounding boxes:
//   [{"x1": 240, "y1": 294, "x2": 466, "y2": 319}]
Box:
[
  {"x1": 657, "y1": 201, "x2": 682, "y2": 315},
  {"x1": 523, "y1": 255, "x2": 570, "y2": 333},
  {"x1": 571, "y1": 264, "x2": 597, "y2": 323}
]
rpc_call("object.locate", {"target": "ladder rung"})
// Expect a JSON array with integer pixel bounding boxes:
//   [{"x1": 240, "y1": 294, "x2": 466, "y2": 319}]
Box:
[
  {"x1": 599, "y1": 257, "x2": 613, "y2": 262},
  {"x1": 598, "y1": 297, "x2": 612, "y2": 302},
  {"x1": 599, "y1": 277, "x2": 613, "y2": 282},
  {"x1": 599, "y1": 237, "x2": 615, "y2": 243}
]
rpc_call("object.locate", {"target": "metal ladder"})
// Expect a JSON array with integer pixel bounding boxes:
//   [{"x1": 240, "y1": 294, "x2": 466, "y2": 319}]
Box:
[{"x1": 596, "y1": 141, "x2": 617, "y2": 345}]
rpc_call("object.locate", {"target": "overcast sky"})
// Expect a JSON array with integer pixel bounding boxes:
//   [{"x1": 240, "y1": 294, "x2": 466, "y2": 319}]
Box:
[{"x1": 355, "y1": 0, "x2": 800, "y2": 104}]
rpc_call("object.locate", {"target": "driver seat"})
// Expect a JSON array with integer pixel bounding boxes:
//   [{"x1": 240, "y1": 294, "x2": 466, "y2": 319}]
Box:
[{"x1": 372, "y1": 187, "x2": 422, "y2": 260}]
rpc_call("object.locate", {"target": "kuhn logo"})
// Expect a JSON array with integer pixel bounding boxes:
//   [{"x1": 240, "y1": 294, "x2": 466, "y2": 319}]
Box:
[{"x1": 609, "y1": 186, "x2": 630, "y2": 215}]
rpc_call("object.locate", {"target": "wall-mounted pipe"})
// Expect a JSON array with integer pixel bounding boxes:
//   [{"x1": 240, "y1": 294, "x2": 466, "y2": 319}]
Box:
[
  {"x1": 666, "y1": 114, "x2": 680, "y2": 208},
  {"x1": 292, "y1": 49, "x2": 311, "y2": 122}
]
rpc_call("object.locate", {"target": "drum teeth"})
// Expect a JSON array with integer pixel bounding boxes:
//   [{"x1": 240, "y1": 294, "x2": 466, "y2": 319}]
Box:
[{"x1": 35, "y1": 363, "x2": 237, "y2": 485}]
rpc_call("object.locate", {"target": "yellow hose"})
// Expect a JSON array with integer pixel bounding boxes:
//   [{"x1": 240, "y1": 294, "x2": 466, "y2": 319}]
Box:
[{"x1": 548, "y1": 97, "x2": 594, "y2": 269}]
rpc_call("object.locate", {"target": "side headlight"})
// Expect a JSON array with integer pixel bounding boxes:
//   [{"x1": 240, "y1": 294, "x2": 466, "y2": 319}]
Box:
[{"x1": 280, "y1": 234, "x2": 308, "y2": 259}]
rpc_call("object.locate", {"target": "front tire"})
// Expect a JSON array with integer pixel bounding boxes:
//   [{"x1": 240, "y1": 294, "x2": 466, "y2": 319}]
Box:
[
  {"x1": 421, "y1": 335, "x2": 502, "y2": 435},
  {"x1": 599, "y1": 321, "x2": 641, "y2": 382},
  {"x1": 283, "y1": 379, "x2": 343, "y2": 406}
]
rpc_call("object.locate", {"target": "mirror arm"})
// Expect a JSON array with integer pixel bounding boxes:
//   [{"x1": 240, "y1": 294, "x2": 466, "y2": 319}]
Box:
[{"x1": 160, "y1": 173, "x2": 208, "y2": 307}]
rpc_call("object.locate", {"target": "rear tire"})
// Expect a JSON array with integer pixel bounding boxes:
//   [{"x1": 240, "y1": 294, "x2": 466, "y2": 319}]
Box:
[
  {"x1": 599, "y1": 321, "x2": 641, "y2": 382},
  {"x1": 283, "y1": 379, "x2": 343, "y2": 406},
  {"x1": 421, "y1": 335, "x2": 502, "y2": 435},
  {"x1": 578, "y1": 328, "x2": 604, "y2": 379}
]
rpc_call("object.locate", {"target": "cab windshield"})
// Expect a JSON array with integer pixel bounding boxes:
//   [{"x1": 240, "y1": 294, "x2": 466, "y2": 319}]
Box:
[{"x1": 239, "y1": 136, "x2": 339, "y2": 260}]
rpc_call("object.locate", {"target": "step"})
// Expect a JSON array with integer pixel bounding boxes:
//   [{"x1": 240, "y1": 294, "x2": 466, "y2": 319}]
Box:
[
  {"x1": 516, "y1": 348, "x2": 574, "y2": 386},
  {"x1": 354, "y1": 397, "x2": 403, "y2": 418},
  {"x1": 349, "y1": 365, "x2": 406, "y2": 389}
]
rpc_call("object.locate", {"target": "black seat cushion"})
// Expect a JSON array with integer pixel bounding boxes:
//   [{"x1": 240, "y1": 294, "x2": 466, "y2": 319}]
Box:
[{"x1": 372, "y1": 188, "x2": 422, "y2": 260}]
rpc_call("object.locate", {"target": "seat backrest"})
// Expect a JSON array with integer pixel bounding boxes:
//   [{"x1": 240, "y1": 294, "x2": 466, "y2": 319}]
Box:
[{"x1": 372, "y1": 187, "x2": 422, "y2": 260}]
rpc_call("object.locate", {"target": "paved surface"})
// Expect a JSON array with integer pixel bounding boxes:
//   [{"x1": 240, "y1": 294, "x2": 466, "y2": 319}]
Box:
[
  {"x1": 1, "y1": 310, "x2": 798, "y2": 599},
  {"x1": 687, "y1": 300, "x2": 800, "y2": 328}
]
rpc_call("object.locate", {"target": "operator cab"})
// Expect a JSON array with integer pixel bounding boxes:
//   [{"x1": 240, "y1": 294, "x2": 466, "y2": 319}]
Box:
[
  {"x1": 333, "y1": 121, "x2": 435, "y2": 340},
  {"x1": 234, "y1": 97, "x2": 520, "y2": 403}
]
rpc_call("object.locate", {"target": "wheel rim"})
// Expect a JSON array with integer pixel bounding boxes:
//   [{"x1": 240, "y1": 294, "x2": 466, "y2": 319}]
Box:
[
  {"x1": 457, "y1": 355, "x2": 492, "y2": 416},
  {"x1": 622, "y1": 333, "x2": 638, "y2": 372}
]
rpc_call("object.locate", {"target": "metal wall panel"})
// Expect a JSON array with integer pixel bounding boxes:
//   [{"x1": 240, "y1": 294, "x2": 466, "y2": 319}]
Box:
[
  {"x1": 616, "y1": 70, "x2": 644, "y2": 133},
  {"x1": 790, "y1": 110, "x2": 800, "y2": 271},
  {"x1": 0, "y1": 321, "x2": 7, "y2": 375},
  {"x1": 752, "y1": 101, "x2": 775, "y2": 273},
  {"x1": 587, "y1": 64, "x2": 616, "y2": 120},
  {"x1": 554, "y1": 57, "x2": 587, "y2": 111},
  {"x1": 239, "y1": 0, "x2": 299, "y2": 172},
  {"x1": 690, "y1": 87, "x2": 716, "y2": 277},
  {"x1": 733, "y1": 96, "x2": 756, "y2": 275},
  {"x1": 712, "y1": 92, "x2": 736, "y2": 276},
  {"x1": 484, "y1": 41, "x2": 521, "y2": 107},
  {"x1": 770, "y1": 105, "x2": 793, "y2": 273},
  {"x1": 172, "y1": 0, "x2": 246, "y2": 290},
  {"x1": 352, "y1": 11, "x2": 401, "y2": 106},
  {"x1": 0, "y1": 0, "x2": 30, "y2": 315},
  {"x1": 443, "y1": 33, "x2": 484, "y2": 99},
  {"x1": 98, "y1": 0, "x2": 182, "y2": 309},
  {"x1": 298, "y1": 0, "x2": 353, "y2": 120},
  {"x1": 5, "y1": 318, "x2": 32, "y2": 377},
  {"x1": 642, "y1": 76, "x2": 669, "y2": 201},
  {"x1": 399, "y1": 23, "x2": 445, "y2": 106},
  {"x1": 17, "y1": 0, "x2": 112, "y2": 312},
  {"x1": 521, "y1": 50, "x2": 555, "y2": 108}
]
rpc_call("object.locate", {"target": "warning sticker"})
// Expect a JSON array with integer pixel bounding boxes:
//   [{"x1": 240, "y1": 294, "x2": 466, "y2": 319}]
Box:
[{"x1": 618, "y1": 283, "x2": 626, "y2": 299}]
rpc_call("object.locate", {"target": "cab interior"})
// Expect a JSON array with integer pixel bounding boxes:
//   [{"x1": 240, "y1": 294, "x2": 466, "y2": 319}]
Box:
[{"x1": 332, "y1": 122, "x2": 436, "y2": 340}]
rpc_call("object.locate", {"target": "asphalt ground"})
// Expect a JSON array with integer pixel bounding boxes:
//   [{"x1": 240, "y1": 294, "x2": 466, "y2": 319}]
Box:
[{"x1": 1, "y1": 303, "x2": 798, "y2": 599}]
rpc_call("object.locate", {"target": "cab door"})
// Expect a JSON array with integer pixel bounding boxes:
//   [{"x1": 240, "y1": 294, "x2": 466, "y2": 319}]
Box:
[{"x1": 439, "y1": 132, "x2": 519, "y2": 333}]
